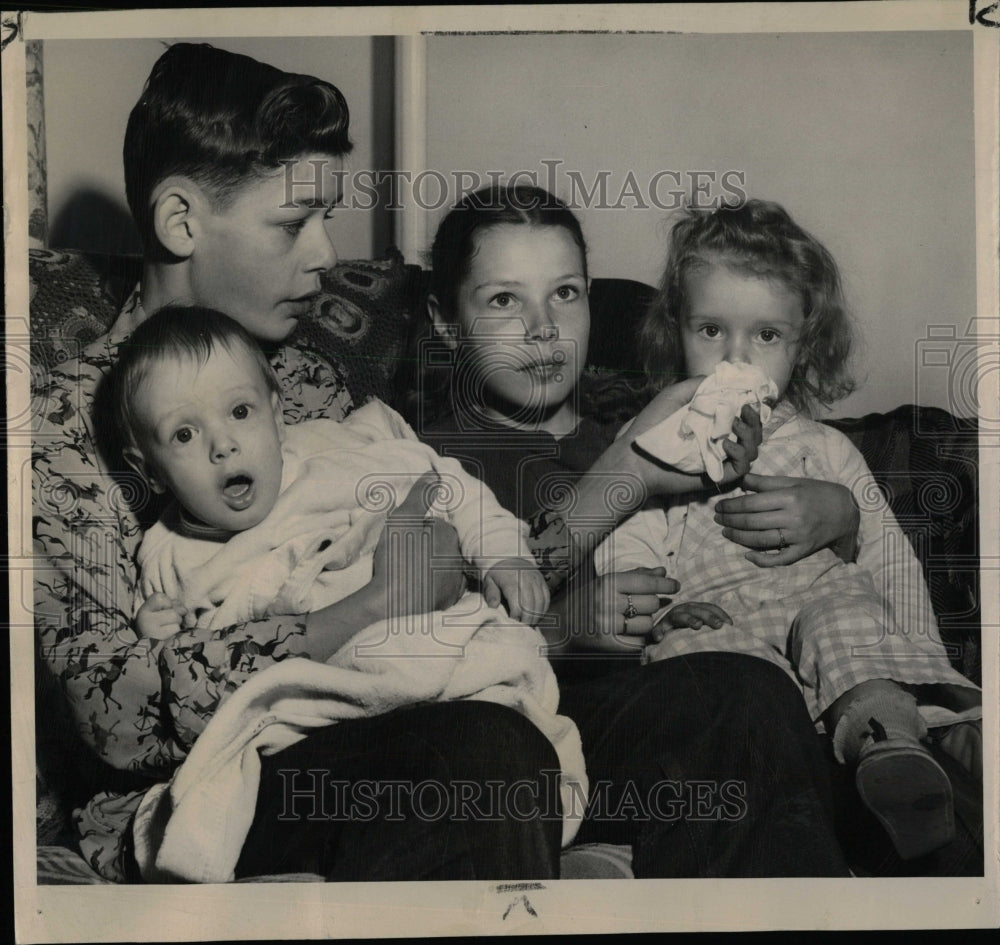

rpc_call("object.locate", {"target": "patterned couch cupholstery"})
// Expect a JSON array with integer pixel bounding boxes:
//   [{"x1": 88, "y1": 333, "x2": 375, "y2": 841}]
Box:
[{"x1": 29, "y1": 248, "x2": 982, "y2": 883}]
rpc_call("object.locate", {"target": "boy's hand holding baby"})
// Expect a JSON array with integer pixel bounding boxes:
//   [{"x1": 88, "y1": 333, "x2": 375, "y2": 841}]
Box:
[{"x1": 366, "y1": 470, "x2": 466, "y2": 617}]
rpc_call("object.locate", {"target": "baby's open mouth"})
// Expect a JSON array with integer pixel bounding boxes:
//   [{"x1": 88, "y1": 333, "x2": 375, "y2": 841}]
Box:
[{"x1": 223, "y1": 474, "x2": 254, "y2": 506}]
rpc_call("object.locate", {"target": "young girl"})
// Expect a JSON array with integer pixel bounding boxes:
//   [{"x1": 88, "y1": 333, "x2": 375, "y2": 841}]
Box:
[
  {"x1": 416, "y1": 184, "x2": 869, "y2": 877},
  {"x1": 596, "y1": 198, "x2": 982, "y2": 860}
]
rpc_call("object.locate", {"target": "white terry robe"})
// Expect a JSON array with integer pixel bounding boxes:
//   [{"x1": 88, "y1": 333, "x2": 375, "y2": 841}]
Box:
[{"x1": 131, "y1": 400, "x2": 587, "y2": 882}]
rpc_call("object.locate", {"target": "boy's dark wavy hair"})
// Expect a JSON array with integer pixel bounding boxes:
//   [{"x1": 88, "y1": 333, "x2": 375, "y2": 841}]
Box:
[
  {"x1": 124, "y1": 43, "x2": 352, "y2": 255},
  {"x1": 638, "y1": 199, "x2": 856, "y2": 414},
  {"x1": 113, "y1": 305, "x2": 280, "y2": 452}
]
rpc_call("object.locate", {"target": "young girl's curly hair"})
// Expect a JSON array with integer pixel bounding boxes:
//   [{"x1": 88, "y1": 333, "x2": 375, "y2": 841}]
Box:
[{"x1": 638, "y1": 199, "x2": 856, "y2": 414}]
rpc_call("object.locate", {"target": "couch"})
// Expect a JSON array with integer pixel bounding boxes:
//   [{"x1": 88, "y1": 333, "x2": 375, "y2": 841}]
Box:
[{"x1": 29, "y1": 247, "x2": 983, "y2": 883}]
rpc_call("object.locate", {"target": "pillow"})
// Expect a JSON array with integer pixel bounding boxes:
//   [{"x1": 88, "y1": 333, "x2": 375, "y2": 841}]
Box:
[
  {"x1": 290, "y1": 249, "x2": 422, "y2": 409},
  {"x1": 577, "y1": 366, "x2": 653, "y2": 427},
  {"x1": 29, "y1": 248, "x2": 140, "y2": 368},
  {"x1": 585, "y1": 277, "x2": 658, "y2": 372}
]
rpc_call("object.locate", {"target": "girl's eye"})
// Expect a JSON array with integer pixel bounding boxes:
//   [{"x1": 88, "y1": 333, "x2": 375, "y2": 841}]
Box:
[
  {"x1": 174, "y1": 427, "x2": 193, "y2": 445},
  {"x1": 758, "y1": 329, "x2": 780, "y2": 343},
  {"x1": 699, "y1": 325, "x2": 721, "y2": 339},
  {"x1": 281, "y1": 219, "x2": 307, "y2": 237},
  {"x1": 232, "y1": 403, "x2": 251, "y2": 420},
  {"x1": 554, "y1": 285, "x2": 580, "y2": 301},
  {"x1": 490, "y1": 293, "x2": 515, "y2": 309}
]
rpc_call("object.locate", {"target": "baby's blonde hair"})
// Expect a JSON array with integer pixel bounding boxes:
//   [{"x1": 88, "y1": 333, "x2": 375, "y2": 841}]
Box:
[{"x1": 113, "y1": 305, "x2": 281, "y2": 453}]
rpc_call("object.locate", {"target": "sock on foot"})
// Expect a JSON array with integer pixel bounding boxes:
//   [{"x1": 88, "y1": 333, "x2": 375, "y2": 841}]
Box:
[{"x1": 831, "y1": 685, "x2": 926, "y2": 766}]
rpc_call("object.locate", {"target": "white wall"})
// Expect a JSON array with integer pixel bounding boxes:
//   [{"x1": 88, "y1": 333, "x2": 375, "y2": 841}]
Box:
[
  {"x1": 423, "y1": 31, "x2": 977, "y2": 419},
  {"x1": 43, "y1": 36, "x2": 385, "y2": 260}
]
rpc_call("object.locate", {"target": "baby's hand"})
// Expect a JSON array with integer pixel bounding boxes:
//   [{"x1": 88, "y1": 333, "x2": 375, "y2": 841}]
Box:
[
  {"x1": 135, "y1": 592, "x2": 187, "y2": 641},
  {"x1": 651, "y1": 601, "x2": 732, "y2": 642},
  {"x1": 482, "y1": 558, "x2": 550, "y2": 625}
]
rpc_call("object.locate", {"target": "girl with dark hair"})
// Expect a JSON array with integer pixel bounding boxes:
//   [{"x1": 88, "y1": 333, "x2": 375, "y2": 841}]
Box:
[{"x1": 416, "y1": 184, "x2": 864, "y2": 876}]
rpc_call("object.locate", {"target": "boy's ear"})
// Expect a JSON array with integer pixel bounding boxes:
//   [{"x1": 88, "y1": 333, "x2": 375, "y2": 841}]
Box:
[
  {"x1": 122, "y1": 445, "x2": 167, "y2": 495},
  {"x1": 150, "y1": 176, "x2": 207, "y2": 259},
  {"x1": 427, "y1": 294, "x2": 458, "y2": 351}
]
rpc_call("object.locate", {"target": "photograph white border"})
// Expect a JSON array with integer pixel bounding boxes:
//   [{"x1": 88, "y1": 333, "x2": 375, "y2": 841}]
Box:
[{"x1": 5, "y1": 3, "x2": 998, "y2": 940}]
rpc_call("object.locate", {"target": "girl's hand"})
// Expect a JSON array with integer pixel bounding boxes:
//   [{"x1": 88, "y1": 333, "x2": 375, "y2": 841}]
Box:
[
  {"x1": 716, "y1": 404, "x2": 764, "y2": 487},
  {"x1": 546, "y1": 567, "x2": 679, "y2": 655},
  {"x1": 552, "y1": 382, "x2": 760, "y2": 572},
  {"x1": 650, "y1": 601, "x2": 732, "y2": 643},
  {"x1": 135, "y1": 592, "x2": 187, "y2": 641},
  {"x1": 627, "y1": 377, "x2": 704, "y2": 439},
  {"x1": 715, "y1": 473, "x2": 860, "y2": 567},
  {"x1": 629, "y1": 380, "x2": 763, "y2": 495},
  {"x1": 482, "y1": 558, "x2": 550, "y2": 625}
]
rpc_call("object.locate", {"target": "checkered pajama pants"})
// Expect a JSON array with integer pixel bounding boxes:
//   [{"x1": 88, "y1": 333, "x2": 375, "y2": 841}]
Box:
[
  {"x1": 640, "y1": 486, "x2": 964, "y2": 721},
  {"x1": 644, "y1": 553, "x2": 959, "y2": 721}
]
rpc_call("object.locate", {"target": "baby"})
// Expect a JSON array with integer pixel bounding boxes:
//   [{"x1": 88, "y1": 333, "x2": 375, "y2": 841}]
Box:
[{"x1": 114, "y1": 306, "x2": 548, "y2": 642}]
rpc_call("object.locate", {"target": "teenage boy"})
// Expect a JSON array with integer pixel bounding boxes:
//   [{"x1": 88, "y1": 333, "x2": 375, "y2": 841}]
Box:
[{"x1": 33, "y1": 42, "x2": 562, "y2": 883}]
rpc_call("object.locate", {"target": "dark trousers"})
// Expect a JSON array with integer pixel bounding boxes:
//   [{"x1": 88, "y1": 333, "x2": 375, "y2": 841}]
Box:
[
  {"x1": 234, "y1": 700, "x2": 562, "y2": 882},
  {"x1": 555, "y1": 651, "x2": 852, "y2": 877}
]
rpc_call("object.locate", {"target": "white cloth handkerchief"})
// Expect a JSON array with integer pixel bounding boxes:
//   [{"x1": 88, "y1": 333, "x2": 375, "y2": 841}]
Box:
[{"x1": 634, "y1": 362, "x2": 778, "y2": 482}]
